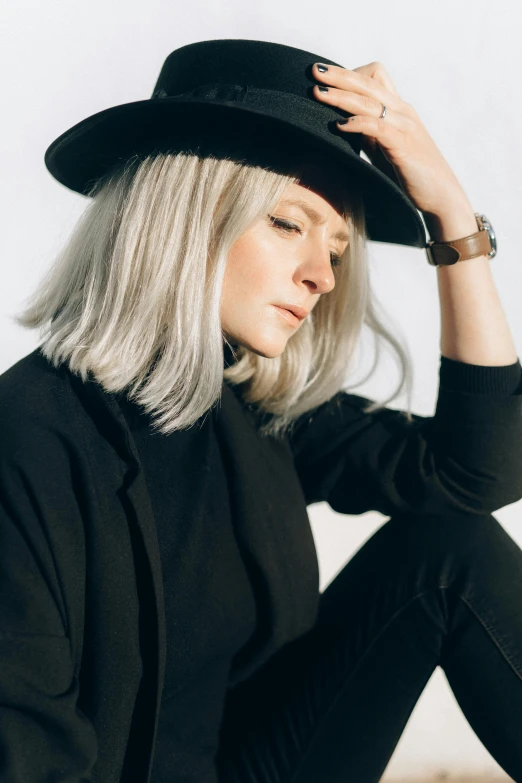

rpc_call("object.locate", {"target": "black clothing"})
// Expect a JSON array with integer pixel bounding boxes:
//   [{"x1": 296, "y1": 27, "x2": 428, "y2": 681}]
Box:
[
  {"x1": 116, "y1": 392, "x2": 258, "y2": 783},
  {"x1": 0, "y1": 346, "x2": 521, "y2": 783},
  {"x1": 214, "y1": 507, "x2": 522, "y2": 783}
]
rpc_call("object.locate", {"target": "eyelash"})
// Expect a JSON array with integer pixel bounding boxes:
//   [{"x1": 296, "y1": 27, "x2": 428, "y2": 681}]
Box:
[{"x1": 267, "y1": 215, "x2": 342, "y2": 267}]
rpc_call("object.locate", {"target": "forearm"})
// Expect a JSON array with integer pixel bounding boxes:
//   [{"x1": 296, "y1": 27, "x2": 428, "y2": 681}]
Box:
[{"x1": 423, "y1": 200, "x2": 519, "y2": 367}]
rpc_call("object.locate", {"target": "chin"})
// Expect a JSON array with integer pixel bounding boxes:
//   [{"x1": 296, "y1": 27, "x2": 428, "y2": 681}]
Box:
[
  {"x1": 251, "y1": 346, "x2": 284, "y2": 359},
  {"x1": 235, "y1": 335, "x2": 287, "y2": 359}
]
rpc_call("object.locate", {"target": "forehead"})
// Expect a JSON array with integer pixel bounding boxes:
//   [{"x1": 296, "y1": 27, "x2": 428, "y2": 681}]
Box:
[
  {"x1": 279, "y1": 166, "x2": 349, "y2": 237},
  {"x1": 290, "y1": 163, "x2": 348, "y2": 216},
  {"x1": 277, "y1": 192, "x2": 350, "y2": 242}
]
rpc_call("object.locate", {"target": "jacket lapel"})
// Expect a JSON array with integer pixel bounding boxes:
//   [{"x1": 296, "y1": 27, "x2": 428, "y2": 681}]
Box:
[
  {"x1": 215, "y1": 382, "x2": 320, "y2": 682},
  {"x1": 68, "y1": 372, "x2": 167, "y2": 783},
  {"x1": 71, "y1": 368, "x2": 319, "y2": 724}
]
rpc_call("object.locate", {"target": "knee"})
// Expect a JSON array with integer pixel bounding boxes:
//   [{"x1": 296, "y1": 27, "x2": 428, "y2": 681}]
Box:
[
  {"x1": 384, "y1": 508, "x2": 512, "y2": 572},
  {"x1": 387, "y1": 507, "x2": 499, "y2": 534}
]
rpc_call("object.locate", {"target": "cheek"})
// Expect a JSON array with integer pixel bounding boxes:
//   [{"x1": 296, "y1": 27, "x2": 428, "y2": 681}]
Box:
[
  {"x1": 225, "y1": 234, "x2": 278, "y2": 298},
  {"x1": 221, "y1": 232, "x2": 298, "y2": 355}
]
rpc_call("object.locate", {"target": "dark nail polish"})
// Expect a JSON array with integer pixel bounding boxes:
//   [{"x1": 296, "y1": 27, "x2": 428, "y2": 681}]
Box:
[
  {"x1": 318, "y1": 85, "x2": 329, "y2": 92},
  {"x1": 317, "y1": 64, "x2": 328, "y2": 72}
]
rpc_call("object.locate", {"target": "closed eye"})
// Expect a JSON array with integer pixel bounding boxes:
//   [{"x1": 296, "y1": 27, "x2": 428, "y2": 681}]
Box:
[{"x1": 267, "y1": 215, "x2": 342, "y2": 267}]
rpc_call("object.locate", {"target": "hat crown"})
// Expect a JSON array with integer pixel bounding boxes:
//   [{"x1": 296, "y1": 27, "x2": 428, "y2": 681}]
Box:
[
  {"x1": 150, "y1": 39, "x2": 340, "y2": 102},
  {"x1": 43, "y1": 37, "x2": 428, "y2": 247}
]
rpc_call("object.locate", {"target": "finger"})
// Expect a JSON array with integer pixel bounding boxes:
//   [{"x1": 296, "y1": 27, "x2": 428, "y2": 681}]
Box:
[
  {"x1": 313, "y1": 63, "x2": 404, "y2": 115},
  {"x1": 313, "y1": 85, "x2": 412, "y2": 132},
  {"x1": 351, "y1": 61, "x2": 401, "y2": 98},
  {"x1": 338, "y1": 111, "x2": 404, "y2": 139},
  {"x1": 338, "y1": 113, "x2": 409, "y2": 169},
  {"x1": 341, "y1": 119, "x2": 406, "y2": 191}
]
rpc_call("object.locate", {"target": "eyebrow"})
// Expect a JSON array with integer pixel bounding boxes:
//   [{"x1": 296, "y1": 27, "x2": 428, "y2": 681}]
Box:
[{"x1": 277, "y1": 198, "x2": 350, "y2": 242}]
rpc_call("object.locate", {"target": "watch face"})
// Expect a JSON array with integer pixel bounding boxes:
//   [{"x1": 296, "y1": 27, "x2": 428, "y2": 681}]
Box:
[{"x1": 476, "y1": 213, "x2": 497, "y2": 258}]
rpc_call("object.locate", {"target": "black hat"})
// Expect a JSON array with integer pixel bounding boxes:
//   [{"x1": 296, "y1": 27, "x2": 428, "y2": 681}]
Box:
[{"x1": 44, "y1": 38, "x2": 427, "y2": 248}]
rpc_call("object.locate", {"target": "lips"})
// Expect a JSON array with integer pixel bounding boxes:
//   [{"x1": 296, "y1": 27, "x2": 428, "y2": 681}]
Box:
[
  {"x1": 272, "y1": 306, "x2": 302, "y2": 327},
  {"x1": 274, "y1": 303, "x2": 309, "y2": 320}
]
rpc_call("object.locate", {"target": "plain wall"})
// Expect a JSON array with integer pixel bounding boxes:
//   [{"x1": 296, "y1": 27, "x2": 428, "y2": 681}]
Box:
[{"x1": 1, "y1": 0, "x2": 520, "y2": 779}]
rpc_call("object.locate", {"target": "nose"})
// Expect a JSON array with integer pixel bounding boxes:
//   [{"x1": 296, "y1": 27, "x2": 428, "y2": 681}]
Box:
[{"x1": 300, "y1": 243, "x2": 337, "y2": 295}]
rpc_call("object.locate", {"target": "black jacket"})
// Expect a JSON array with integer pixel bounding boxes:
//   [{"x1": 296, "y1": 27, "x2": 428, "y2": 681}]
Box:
[{"x1": 1, "y1": 347, "x2": 521, "y2": 783}]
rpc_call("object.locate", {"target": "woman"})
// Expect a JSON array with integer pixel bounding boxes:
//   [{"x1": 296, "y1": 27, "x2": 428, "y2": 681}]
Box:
[{"x1": 1, "y1": 38, "x2": 522, "y2": 783}]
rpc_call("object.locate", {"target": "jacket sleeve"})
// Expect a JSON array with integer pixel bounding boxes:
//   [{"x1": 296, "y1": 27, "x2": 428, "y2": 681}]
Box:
[
  {"x1": 0, "y1": 407, "x2": 98, "y2": 781},
  {"x1": 288, "y1": 355, "x2": 522, "y2": 517}
]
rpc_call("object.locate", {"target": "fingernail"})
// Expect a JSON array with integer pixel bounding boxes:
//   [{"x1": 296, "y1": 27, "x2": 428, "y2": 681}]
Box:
[{"x1": 316, "y1": 63, "x2": 329, "y2": 73}]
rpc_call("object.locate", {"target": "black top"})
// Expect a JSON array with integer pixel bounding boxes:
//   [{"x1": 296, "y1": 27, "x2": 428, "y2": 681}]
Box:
[
  {"x1": 116, "y1": 389, "x2": 257, "y2": 783},
  {"x1": 1, "y1": 344, "x2": 522, "y2": 783},
  {"x1": 115, "y1": 348, "x2": 522, "y2": 783}
]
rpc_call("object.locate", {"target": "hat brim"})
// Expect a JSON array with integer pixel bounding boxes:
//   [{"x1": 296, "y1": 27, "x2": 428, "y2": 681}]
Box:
[{"x1": 44, "y1": 95, "x2": 427, "y2": 248}]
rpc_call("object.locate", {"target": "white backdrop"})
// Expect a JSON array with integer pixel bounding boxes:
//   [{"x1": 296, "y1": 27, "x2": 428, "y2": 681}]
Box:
[{"x1": 1, "y1": 1, "x2": 521, "y2": 780}]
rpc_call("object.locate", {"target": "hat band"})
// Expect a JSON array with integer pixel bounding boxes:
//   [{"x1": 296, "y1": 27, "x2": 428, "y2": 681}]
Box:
[
  {"x1": 149, "y1": 81, "x2": 361, "y2": 153},
  {"x1": 152, "y1": 82, "x2": 251, "y2": 103}
]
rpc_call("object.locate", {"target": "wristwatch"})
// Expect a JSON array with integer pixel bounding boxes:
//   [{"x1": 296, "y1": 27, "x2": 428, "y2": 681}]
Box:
[{"x1": 426, "y1": 213, "x2": 497, "y2": 267}]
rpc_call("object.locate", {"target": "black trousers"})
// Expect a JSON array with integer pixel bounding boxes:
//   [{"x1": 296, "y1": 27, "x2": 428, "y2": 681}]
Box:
[{"x1": 215, "y1": 510, "x2": 522, "y2": 783}]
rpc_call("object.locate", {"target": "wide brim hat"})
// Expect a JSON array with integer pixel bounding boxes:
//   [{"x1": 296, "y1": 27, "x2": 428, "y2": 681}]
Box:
[{"x1": 44, "y1": 38, "x2": 427, "y2": 248}]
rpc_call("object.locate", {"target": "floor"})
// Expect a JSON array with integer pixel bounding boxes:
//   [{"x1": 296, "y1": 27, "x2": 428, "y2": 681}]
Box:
[{"x1": 385, "y1": 778, "x2": 514, "y2": 783}]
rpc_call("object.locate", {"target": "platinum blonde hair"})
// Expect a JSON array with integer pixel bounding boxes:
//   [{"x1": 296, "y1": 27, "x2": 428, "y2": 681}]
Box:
[{"x1": 14, "y1": 150, "x2": 414, "y2": 439}]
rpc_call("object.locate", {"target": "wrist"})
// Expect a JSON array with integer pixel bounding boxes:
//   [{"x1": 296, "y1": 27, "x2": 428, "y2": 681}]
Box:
[{"x1": 423, "y1": 200, "x2": 478, "y2": 243}]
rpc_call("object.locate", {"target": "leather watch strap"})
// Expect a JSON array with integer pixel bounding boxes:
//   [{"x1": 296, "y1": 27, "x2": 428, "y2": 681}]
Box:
[{"x1": 426, "y1": 221, "x2": 492, "y2": 267}]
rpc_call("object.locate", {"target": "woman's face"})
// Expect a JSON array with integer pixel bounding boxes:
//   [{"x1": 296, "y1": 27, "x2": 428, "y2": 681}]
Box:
[{"x1": 220, "y1": 177, "x2": 350, "y2": 358}]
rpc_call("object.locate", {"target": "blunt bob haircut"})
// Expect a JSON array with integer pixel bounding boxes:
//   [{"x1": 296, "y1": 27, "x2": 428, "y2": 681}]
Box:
[{"x1": 14, "y1": 146, "x2": 414, "y2": 439}]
